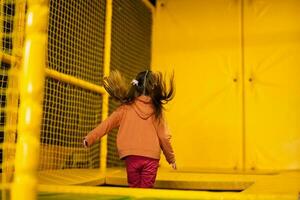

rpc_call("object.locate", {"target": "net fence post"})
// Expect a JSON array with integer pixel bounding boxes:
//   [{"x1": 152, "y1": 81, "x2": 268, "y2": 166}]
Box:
[
  {"x1": 100, "y1": 0, "x2": 113, "y2": 174},
  {"x1": 11, "y1": 0, "x2": 49, "y2": 199}
]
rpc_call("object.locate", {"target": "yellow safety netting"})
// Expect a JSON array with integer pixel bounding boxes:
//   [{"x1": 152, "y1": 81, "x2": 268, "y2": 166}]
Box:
[
  {"x1": 46, "y1": 0, "x2": 106, "y2": 86},
  {"x1": 38, "y1": 0, "x2": 107, "y2": 175},
  {"x1": 0, "y1": 0, "x2": 25, "y2": 191},
  {"x1": 0, "y1": 1, "x2": 25, "y2": 200},
  {"x1": 107, "y1": 0, "x2": 152, "y2": 167},
  {"x1": 1, "y1": 0, "x2": 153, "y2": 198},
  {"x1": 38, "y1": 0, "x2": 153, "y2": 185},
  {"x1": 1, "y1": 0, "x2": 300, "y2": 199},
  {"x1": 40, "y1": 78, "x2": 102, "y2": 170}
]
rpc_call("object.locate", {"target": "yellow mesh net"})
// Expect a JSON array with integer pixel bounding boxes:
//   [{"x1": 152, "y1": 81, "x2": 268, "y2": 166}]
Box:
[
  {"x1": 2, "y1": 1, "x2": 300, "y2": 200},
  {"x1": 0, "y1": 1, "x2": 25, "y2": 200},
  {"x1": 38, "y1": 0, "x2": 106, "y2": 178},
  {"x1": 37, "y1": 0, "x2": 153, "y2": 186},
  {"x1": 1, "y1": 0, "x2": 25, "y2": 190},
  {"x1": 1, "y1": 0, "x2": 153, "y2": 197},
  {"x1": 107, "y1": 0, "x2": 152, "y2": 167},
  {"x1": 46, "y1": 0, "x2": 106, "y2": 86},
  {"x1": 40, "y1": 78, "x2": 102, "y2": 170}
]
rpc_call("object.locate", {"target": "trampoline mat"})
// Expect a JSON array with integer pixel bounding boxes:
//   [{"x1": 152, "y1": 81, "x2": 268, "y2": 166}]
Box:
[{"x1": 38, "y1": 193, "x2": 186, "y2": 200}]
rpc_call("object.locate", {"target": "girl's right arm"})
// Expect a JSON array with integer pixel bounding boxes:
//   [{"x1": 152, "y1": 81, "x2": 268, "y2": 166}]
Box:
[{"x1": 84, "y1": 106, "x2": 125, "y2": 147}]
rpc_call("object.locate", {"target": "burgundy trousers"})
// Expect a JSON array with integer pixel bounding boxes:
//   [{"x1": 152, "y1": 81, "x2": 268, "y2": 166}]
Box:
[{"x1": 124, "y1": 155, "x2": 159, "y2": 188}]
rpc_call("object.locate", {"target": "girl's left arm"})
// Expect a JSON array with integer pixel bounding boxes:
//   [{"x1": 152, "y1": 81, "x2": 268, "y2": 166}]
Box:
[
  {"x1": 84, "y1": 105, "x2": 125, "y2": 147},
  {"x1": 156, "y1": 119, "x2": 176, "y2": 165}
]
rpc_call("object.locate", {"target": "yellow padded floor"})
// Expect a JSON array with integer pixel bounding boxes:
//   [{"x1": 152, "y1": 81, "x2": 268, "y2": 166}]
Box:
[
  {"x1": 36, "y1": 168, "x2": 300, "y2": 199},
  {"x1": 38, "y1": 169, "x2": 105, "y2": 186},
  {"x1": 105, "y1": 168, "x2": 300, "y2": 198},
  {"x1": 38, "y1": 184, "x2": 297, "y2": 200}
]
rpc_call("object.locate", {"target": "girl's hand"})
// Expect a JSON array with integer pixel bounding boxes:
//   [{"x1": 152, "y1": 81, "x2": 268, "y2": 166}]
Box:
[
  {"x1": 83, "y1": 138, "x2": 88, "y2": 148},
  {"x1": 171, "y1": 162, "x2": 177, "y2": 170}
]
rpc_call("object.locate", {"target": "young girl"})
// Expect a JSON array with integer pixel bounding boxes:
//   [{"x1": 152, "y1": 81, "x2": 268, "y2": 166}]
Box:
[{"x1": 83, "y1": 70, "x2": 176, "y2": 188}]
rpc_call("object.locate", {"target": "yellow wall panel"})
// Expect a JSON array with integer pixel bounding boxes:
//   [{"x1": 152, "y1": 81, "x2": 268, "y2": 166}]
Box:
[
  {"x1": 153, "y1": 0, "x2": 243, "y2": 170},
  {"x1": 243, "y1": 0, "x2": 300, "y2": 170},
  {"x1": 153, "y1": 0, "x2": 300, "y2": 171}
]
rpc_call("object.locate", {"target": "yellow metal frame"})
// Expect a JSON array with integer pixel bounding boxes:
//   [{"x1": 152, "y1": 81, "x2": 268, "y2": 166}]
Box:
[
  {"x1": 100, "y1": 0, "x2": 155, "y2": 173},
  {"x1": 11, "y1": 0, "x2": 49, "y2": 199},
  {"x1": 3, "y1": 0, "x2": 299, "y2": 199},
  {"x1": 142, "y1": 0, "x2": 155, "y2": 71},
  {"x1": 2, "y1": 1, "x2": 26, "y2": 200},
  {"x1": 8, "y1": 0, "x2": 155, "y2": 199},
  {"x1": 100, "y1": 0, "x2": 113, "y2": 173},
  {"x1": 11, "y1": 1, "x2": 114, "y2": 198},
  {"x1": 3, "y1": 66, "x2": 18, "y2": 198},
  {"x1": 45, "y1": 68, "x2": 106, "y2": 95},
  {"x1": 0, "y1": 52, "x2": 19, "y2": 64}
]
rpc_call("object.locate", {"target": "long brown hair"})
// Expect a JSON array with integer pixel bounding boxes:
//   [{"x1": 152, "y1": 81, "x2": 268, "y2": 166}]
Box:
[{"x1": 103, "y1": 70, "x2": 175, "y2": 119}]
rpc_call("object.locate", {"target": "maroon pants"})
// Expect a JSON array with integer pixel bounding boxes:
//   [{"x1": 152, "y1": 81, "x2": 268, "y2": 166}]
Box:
[{"x1": 125, "y1": 155, "x2": 159, "y2": 188}]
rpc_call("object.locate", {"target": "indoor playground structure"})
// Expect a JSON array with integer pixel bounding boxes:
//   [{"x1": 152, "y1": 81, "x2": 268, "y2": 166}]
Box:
[{"x1": 0, "y1": 0, "x2": 300, "y2": 199}]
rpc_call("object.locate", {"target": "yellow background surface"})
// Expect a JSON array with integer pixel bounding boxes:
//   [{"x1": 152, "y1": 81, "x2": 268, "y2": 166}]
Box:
[{"x1": 153, "y1": 0, "x2": 300, "y2": 171}]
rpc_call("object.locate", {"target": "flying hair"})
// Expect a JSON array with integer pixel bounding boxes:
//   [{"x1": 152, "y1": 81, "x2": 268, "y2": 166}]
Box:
[
  {"x1": 103, "y1": 70, "x2": 175, "y2": 119},
  {"x1": 103, "y1": 70, "x2": 128, "y2": 102}
]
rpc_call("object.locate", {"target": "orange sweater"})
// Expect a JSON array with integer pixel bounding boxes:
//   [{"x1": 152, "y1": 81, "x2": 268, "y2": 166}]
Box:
[{"x1": 85, "y1": 96, "x2": 175, "y2": 164}]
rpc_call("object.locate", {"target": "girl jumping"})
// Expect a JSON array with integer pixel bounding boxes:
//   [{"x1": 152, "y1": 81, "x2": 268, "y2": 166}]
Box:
[{"x1": 83, "y1": 70, "x2": 176, "y2": 188}]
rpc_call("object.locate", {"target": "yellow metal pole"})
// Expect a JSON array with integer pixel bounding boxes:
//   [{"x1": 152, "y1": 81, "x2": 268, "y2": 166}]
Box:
[
  {"x1": 45, "y1": 68, "x2": 106, "y2": 95},
  {"x1": 2, "y1": 1, "x2": 26, "y2": 200},
  {"x1": 11, "y1": 0, "x2": 49, "y2": 199},
  {"x1": 142, "y1": 0, "x2": 155, "y2": 70},
  {"x1": 1, "y1": 3, "x2": 6, "y2": 199},
  {"x1": 3, "y1": 66, "x2": 18, "y2": 198},
  {"x1": 0, "y1": 52, "x2": 19, "y2": 64},
  {"x1": 13, "y1": 0, "x2": 26, "y2": 59},
  {"x1": 100, "y1": 0, "x2": 113, "y2": 173},
  {"x1": 0, "y1": 1, "x2": 2, "y2": 58}
]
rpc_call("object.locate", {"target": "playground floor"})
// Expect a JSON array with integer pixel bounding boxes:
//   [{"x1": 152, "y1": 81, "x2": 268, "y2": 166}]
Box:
[{"x1": 36, "y1": 168, "x2": 300, "y2": 200}]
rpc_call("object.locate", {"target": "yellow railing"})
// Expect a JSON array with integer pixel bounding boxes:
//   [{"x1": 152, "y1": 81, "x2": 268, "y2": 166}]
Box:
[
  {"x1": 1, "y1": 0, "x2": 153, "y2": 199},
  {"x1": 100, "y1": 0, "x2": 113, "y2": 174},
  {"x1": 1, "y1": 1, "x2": 26, "y2": 200},
  {"x1": 45, "y1": 68, "x2": 106, "y2": 95},
  {"x1": 11, "y1": 0, "x2": 112, "y2": 198},
  {"x1": 0, "y1": 52, "x2": 18, "y2": 64},
  {"x1": 11, "y1": 0, "x2": 48, "y2": 199}
]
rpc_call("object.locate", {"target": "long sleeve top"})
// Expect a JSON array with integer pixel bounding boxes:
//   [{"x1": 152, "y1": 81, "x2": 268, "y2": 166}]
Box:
[{"x1": 84, "y1": 95, "x2": 175, "y2": 164}]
